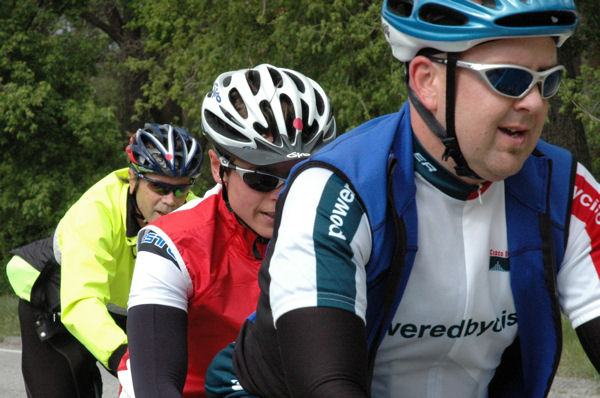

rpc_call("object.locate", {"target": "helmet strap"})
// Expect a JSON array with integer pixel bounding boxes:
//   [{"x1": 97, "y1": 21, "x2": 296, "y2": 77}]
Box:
[
  {"x1": 407, "y1": 52, "x2": 481, "y2": 180},
  {"x1": 218, "y1": 161, "x2": 269, "y2": 248},
  {"x1": 252, "y1": 236, "x2": 269, "y2": 260},
  {"x1": 129, "y1": 178, "x2": 148, "y2": 224},
  {"x1": 444, "y1": 53, "x2": 458, "y2": 160},
  {"x1": 218, "y1": 164, "x2": 235, "y2": 214}
]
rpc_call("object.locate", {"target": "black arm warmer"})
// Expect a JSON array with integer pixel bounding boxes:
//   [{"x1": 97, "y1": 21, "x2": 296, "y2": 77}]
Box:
[
  {"x1": 575, "y1": 316, "x2": 600, "y2": 373},
  {"x1": 276, "y1": 306, "x2": 370, "y2": 397},
  {"x1": 108, "y1": 344, "x2": 128, "y2": 376},
  {"x1": 127, "y1": 304, "x2": 188, "y2": 397}
]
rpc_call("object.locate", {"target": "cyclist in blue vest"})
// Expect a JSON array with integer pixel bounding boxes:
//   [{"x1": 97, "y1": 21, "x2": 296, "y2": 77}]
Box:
[{"x1": 206, "y1": 1, "x2": 600, "y2": 397}]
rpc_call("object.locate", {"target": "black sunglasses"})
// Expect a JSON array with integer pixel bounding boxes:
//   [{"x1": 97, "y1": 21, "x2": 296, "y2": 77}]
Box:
[
  {"x1": 219, "y1": 156, "x2": 287, "y2": 192},
  {"x1": 136, "y1": 172, "x2": 193, "y2": 198},
  {"x1": 429, "y1": 56, "x2": 565, "y2": 99}
]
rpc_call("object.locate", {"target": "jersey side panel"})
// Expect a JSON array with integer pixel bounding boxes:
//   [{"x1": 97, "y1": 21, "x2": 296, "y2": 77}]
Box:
[
  {"x1": 269, "y1": 167, "x2": 371, "y2": 324},
  {"x1": 560, "y1": 163, "x2": 600, "y2": 328}
]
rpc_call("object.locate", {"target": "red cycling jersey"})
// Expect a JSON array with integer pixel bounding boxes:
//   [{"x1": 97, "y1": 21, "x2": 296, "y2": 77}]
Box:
[{"x1": 120, "y1": 187, "x2": 265, "y2": 397}]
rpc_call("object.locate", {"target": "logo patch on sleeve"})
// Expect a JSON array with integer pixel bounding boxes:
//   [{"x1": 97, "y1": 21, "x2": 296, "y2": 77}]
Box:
[{"x1": 138, "y1": 229, "x2": 178, "y2": 265}]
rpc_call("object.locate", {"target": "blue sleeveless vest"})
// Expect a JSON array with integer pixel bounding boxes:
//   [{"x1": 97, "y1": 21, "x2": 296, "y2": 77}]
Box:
[{"x1": 304, "y1": 102, "x2": 575, "y2": 397}]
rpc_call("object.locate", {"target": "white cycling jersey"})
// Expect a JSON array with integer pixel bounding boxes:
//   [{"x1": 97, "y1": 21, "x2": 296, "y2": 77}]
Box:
[{"x1": 267, "y1": 158, "x2": 600, "y2": 398}]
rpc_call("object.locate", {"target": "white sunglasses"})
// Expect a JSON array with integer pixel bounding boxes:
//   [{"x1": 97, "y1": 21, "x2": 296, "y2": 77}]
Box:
[{"x1": 429, "y1": 56, "x2": 565, "y2": 99}]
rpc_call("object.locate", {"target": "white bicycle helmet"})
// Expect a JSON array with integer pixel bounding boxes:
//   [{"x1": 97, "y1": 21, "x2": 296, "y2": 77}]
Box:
[
  {"x1": 126, "y1": 123, "x2": 203, "y2": 178},
  {"x1": 382, "y1": 0, "x2": 578, "y2": 62},
  {"x1": 201, "y1": 64, "x2": 336, "y2": 166}
]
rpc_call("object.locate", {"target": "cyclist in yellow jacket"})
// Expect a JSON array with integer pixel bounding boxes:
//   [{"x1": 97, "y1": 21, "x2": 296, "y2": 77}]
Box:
[{"x1": 5, "y1": 123, "x2": 203, "y2": 398}]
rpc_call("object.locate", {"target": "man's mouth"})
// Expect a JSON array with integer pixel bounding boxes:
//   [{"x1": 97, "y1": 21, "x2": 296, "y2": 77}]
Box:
[
  {"x1": 500, "y1": 127, "x2": 525, "y2": 137},
  {"x1": 155, "y1": 209, "x2": 169, "y2": 217}
]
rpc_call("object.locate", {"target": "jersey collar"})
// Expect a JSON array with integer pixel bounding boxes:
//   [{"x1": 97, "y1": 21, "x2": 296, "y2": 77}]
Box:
[{"x1": 412, "y1": 135, "x2": 487, "y2": 201}]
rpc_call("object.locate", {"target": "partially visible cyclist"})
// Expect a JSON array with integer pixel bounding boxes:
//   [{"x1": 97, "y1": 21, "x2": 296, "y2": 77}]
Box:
[
  {"x1": 205, "y1": 1, "x2": 600, "y2": 398},
  {"x1": 5, "y1": 123, "x2": 203, "y2": 397},
  {"x1": 116, "y1": 64, "x2": 336, "y2": 398}
]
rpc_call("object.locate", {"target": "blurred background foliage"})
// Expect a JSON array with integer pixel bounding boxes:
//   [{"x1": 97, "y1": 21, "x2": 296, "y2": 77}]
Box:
[{"x1": 1, "y1": 0, "x2": 599, "y2": 294}]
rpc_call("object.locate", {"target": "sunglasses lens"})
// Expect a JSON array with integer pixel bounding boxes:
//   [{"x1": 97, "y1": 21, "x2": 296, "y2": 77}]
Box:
[
  {"x1": 242, "y1": 172, "x2": 282, "y2": 192},
  {"x1": 173, "y1": 187, "x2": 189, "y2": 198},
  {"x1": 149, "y1": 182, "x2": 168, "y2": 195},
  {"x1": 485, "y1": 67, "x2": 533, "y2": 98},
  {"x1": 149, "y1": 182, "x2": 189, "y2": 197},
  {"x1": 542, "y1": 69, "x2": 563, "y2": 98}
]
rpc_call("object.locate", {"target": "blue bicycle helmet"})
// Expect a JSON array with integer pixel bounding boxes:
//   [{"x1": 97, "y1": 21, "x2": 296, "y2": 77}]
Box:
[
  {"x1": 126, "y1": 123, "x2": 203, "y2": 178},
  {"x1": 381, "y1": 0, "x2": 578, "y2": 180},
  {"x1": 382, "y1": 0, "x2": 578, "y2": 62}
]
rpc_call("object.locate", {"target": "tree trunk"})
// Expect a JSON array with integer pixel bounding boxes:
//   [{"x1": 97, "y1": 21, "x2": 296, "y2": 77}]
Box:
[
  {"x1": 81, "y1": 2, "x2": 182, "y2": 133},
  {"x1": 543, "y1": 38, "x2": 592, "y2": 170}
]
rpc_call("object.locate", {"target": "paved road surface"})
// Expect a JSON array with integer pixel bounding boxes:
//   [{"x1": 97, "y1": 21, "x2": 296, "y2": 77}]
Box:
[
  {"x1": 0, "y1": 336, "x2": 118, "y2": 397},
  {"x1": 550, "y1": 376, "x2": 600, "y2": 398},
  {"x1": 1, "y1": 336, "x2": 598, "y2": 397}
]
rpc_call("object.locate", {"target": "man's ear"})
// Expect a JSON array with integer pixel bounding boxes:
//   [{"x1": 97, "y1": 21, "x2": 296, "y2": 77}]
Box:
[
  {"x1": 408, "y1": 55, "x2": 443, "y2": 112},
  {"x1": 128, "y1": 168, "x2": 137, "y2": 195},
  {"x1": 208, "y1": 149, "x2": 224, "y2": 185}
]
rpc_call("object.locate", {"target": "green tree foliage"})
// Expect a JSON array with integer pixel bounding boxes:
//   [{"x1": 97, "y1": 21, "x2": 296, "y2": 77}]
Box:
[
  {"x1": 128, "y1": 0, "x2": 405, "y2": 135},
  {"x1": 1, "y1": 0, "x2": 599, "y2": 294},
  {"x1": 0, "y1": 1, "x2": 122, "y2": 292},
  {"x1": 557, "y1": 0, "x2": 600, "y2": 174},
  {"x1": 560, "y1": 65, "x2": 600, "y2": 172}
]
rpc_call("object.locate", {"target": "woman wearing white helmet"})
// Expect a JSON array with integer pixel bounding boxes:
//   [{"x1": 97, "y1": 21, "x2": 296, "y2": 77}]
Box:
[
  {"x1": 205, "y1": 2, "x2": 600, "y2": 398},
  {"x1": 120, "y1": 64, "x2": 335, "y2": 397},
  {"x1": 201, "y1": 63, "x2": 335, "y2": 239}
]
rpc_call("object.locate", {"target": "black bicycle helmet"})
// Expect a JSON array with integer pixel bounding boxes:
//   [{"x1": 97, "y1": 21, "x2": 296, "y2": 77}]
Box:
[{"x1": 126, "y1": 123, "x2": 203, "y2": 178}]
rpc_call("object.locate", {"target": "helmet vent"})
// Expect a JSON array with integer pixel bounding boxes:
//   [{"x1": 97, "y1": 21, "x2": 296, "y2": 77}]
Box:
[
  {"x1": 473, "y1": 0, "x2": 499, "y2": 9},
  {"x1": 223, "y1": 76, "x2": 232, "y2": 87},
  {"x1": 314, "y1": 89, "x2": 324, "y2": 116},
  {"x1": 279, "y1": 93, "x2": 296, "y2": 138},
  {"x1": 229, "y1": 88, "x2": 248, "y2": 119},
  {"x1": 204, "y1": 109, "x2": 251, "y2": 143},
  {"x1": 245, "y1": 70, "x2": 261, "y2": 95},
  {"x1": 149, "y1": 150, "x2": 170, "y2": 171},
  {"x1": 386, "y1": 0, "x2": 413, "y2": 17},
  {"x1": 267, "y1": 67, "x2": 283, "y2": 91},
  {"x1": 220, "y1": 106, "x2": 245, "y2": 129},
  {"x1": 419, "y1": 4, "x2": 469, "y2": 26},
  {"x1": 300, "y1": 100, "x2": 318, "y2": 142},
  {"x1": 284, "y1": 70, "x2": 306, "y2": 93},
  {"x1": 257, "y1": 100, "x2": 282, "y2": 145},
  {"x1": 496, "y1": 11, "x2": 577, "y2": 28}
]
